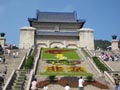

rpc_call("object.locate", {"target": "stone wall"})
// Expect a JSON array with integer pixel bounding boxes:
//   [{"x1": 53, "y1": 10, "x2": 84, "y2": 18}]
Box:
[
  {"x1": 78, "y1": 28, "x2": 94, "y2": 50},
  {"x1": 0, "y1": 37, "x2": 6, "y2": 47},
  {"x1": 19, "y1": 27, "x2": 36, "y2": 49},
  {"x1": 111, "y1": 40, "x2": 119, "y2": 50},
  {"x1": 19, "y1": 24, "x2": 95, "y2": 50}
]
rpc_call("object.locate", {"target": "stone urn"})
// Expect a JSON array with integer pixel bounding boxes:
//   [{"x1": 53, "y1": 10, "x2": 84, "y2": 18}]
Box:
[
  {"x1": 0, "y1": 33, "x2": 5, "y2": 37},
  {"x1": 112, "y1": 35, "x2": 117, "y2": 40}
]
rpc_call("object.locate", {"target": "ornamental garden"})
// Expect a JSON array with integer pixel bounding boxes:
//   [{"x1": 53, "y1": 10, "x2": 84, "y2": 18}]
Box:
[
  {"x1": 40, "y1": 48, "x2": 92, "y2": 76},
  {"x1": 37, "y1": 48, "x2": 108, "y2": 89}
]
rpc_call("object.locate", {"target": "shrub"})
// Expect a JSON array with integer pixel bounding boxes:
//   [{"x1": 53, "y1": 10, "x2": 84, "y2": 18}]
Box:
[
  {"x1": 92, "y1": 57, "x2": 109, "y2": 72},
  {"x1": 24, "y1": 55, "x2": 34, "y2": 69},
  {"x1": 86, "y1": 76, "x2": 94, "y2": 82},
  {"x1": 48, "y1": 75, "x2": 56, "y2": 82}
]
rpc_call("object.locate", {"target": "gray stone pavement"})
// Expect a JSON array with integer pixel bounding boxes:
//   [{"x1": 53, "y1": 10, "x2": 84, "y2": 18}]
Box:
[{"x1": 37, "y1": 84, "x2": 109, "y2": 90}]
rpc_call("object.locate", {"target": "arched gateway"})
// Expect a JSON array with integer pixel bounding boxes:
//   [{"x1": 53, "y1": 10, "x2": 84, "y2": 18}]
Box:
[{"x1": 19, "y1": 10, "x2": 94, "y2": 50}]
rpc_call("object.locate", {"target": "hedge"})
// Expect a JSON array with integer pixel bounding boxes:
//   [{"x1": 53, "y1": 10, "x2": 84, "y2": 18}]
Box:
[{"x1": 92, "y1": 56, "x2": 109, "y2": 72}]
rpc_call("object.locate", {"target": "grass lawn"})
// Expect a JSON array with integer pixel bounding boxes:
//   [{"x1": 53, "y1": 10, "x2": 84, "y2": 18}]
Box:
[
  {"x1": 41, "y1": 48, "x2": 80, "y2": 60},
  {"x1": 40, "y1": 72, "x2": 93, "y2": 76}
]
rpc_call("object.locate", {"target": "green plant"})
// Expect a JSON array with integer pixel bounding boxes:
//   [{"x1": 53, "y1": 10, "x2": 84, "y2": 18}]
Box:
[
  {"x1": 40, "y1": 72, "x2": 93, "y2": 76},
  {"x1": 24, "y1": 55, "x2": 34, "y2": 69},
  {"x1": 86, "y1": 76, "x2": 94, "y2": 82},
  {"x1": 92, "y1": 56, "x2": 109, "y2": 72},
  {"x1": 42, "y1": 48, "x2": 80, "y2": 60},
  {"x1": 48, "y1": 75, "x2": 56, "y2": 82}
]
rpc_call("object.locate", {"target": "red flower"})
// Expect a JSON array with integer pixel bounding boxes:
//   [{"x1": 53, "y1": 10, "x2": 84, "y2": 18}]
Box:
[{"x1": 45, "y1": 50, "x2": 72, "y2": 54}]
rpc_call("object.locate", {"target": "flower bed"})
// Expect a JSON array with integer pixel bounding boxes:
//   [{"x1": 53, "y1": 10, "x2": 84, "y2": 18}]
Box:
[
  {"x1": 45, "y1": 65, "x2": 86, "y2": 72},
  {"x1": 37, "y1": 80, "x2": 49, "y2": 88},
  {"x1": 45, "y1": 49, "x2": 72, "y2": 54},
  {"x1": 42, "y1": 48, "x2": 80, "y2": 60},
  {"x1": 37, "y1": 78, "x2": 108, "y2": 89}
]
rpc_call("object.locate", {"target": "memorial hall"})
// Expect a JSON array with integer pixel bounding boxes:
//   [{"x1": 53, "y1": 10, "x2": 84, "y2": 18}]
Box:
[{"x1": 19, "y1": 11, "x2": 94, "y2": 50}]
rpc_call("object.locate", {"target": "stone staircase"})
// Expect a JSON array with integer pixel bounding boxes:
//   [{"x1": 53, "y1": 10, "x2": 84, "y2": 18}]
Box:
[
  {"x1": 95, "y1": 50, "x2": 120, "y2": 71},
  {"x1": 0, "y1": 49, "x2": 28, "y2": 89},
  {"x1": 10, "y1": 69, "x2": 27, "y2": 90}
]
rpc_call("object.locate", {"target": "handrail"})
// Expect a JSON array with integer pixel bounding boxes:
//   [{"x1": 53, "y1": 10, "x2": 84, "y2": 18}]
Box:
[
  {"x1": 84, "y1": 47, "x2": 93, "y2": 57},
  {"x1": 26, "y1": 70, "x2": 34, "y2": 90},
  {"x1": 17, "y1": 55, "x2": 26, "y2": 70},
  {"x1": 104, "y1": 71, "x2": 114, "y2": 89},
  {"x1": 33, "y1": 48, "x2": 41, "y2": 74},
  {"x1": 26, "y1": 48, "x2": 41, "y2": 90},
  {"x1": 27, "y1": 47, "x2": 33, "y2": 56},
  {"x1": 87, "y1": 57, "x2": 102, "y2": 76}
]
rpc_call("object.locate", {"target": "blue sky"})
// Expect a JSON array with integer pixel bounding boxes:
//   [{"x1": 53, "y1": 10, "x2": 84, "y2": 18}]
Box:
[{"x1": 0, "y1": 0, "x2": 120, "y2": 46}]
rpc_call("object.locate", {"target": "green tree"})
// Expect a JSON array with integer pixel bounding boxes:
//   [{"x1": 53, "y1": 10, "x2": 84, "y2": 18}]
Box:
[{"x1": 94, "y1": 40, "x2": 111, "y2": 50}]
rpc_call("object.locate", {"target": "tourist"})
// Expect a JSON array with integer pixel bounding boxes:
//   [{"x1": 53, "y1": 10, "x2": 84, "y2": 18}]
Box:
[
  {"x1": 7, "y1": 49, "x2": 11, "y2": 56},
  {"x1": 64, "y1": 84, "x2": 70, "y2": 90},
  {"x1": 12, "y1": 51, "x2": 16, "y2": 58},
  {"x1": 4, "y1": 66, "x2": 7, "y2": 74},
  {"x1": 114, "y1": 74, "x2": 120, "y2": 90},
  {"x1": 114, "y1": 55, "x2": 118, "y2": 61},
  {"x1": 0, "y1": 57, "x2": 2, "y2": 62},
  {"x1": 43, "y1": 85, "x2": 48, "y2": 90},
  {"x1": 15, "y1": 51, "x2": 19, "y2": 58},
  {"x1": 31, "y1": 78, "x2": 38, "y2": 90},
  {"x1": 2, "y1": 56, "x2": 5, "y2": 64},
  {"x1": 78, "y1": 76, "x2": 84, "y2": 90}
]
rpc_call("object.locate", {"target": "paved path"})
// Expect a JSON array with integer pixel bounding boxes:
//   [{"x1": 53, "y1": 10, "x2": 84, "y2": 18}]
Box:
[{"x1": 37, "y1": 84, "x2": 109, "y2": 90}]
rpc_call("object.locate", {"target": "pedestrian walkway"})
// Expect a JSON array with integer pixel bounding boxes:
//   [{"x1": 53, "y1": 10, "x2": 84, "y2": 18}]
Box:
[{"x1": 37, "y1": 84, "x2": 109, "y2": 90}]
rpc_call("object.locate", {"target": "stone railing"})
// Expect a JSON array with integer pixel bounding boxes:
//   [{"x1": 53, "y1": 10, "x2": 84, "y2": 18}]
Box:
[
  {"x1": 104, "y1": 71, "x2": 115, "y2": 90},
  {"x1": 3, "y1": 70, "x2": 17, "y2": 90},
  {"x1": 87, "y1": 57, "x2": 102, "y2": 76},
  {"x1": 26, "y1": 70, "x2": 34, "y2": 90},
  {"x1": 83, "y1": 47, "x2": 93, "y2": 57},
  {"x1": 33, "y1": 48, "x2": 41, "y2": 74},
  {"x1": 26, "y1": 48, "x2": 41, "y2": 90}
]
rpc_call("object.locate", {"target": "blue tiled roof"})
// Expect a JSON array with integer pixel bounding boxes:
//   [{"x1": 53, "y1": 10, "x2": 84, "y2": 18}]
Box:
[
  {"x1": 36, "y1": 31, "x2": 79, "y2": 36},
  {"x1": 28, "y1": 10, "x2": 85, "y2": 27},
  {"x1": 37, "y1": 11, "x2": 77, "y2": 23}
]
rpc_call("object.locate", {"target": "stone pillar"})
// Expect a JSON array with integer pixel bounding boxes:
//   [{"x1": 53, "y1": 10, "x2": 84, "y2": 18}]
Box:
[
  {"x1": 0, "y1": 37, "x2": 6, "y2": 47},
  {"x1": 78, "y1": 28, "x2": 94, "y2": 50},
  {"x1": 19, "y1": 26, "x2": 36, "y2": 49},
  {"x1": 111, "y1": 40, "x2": 119, "y2": 50}
]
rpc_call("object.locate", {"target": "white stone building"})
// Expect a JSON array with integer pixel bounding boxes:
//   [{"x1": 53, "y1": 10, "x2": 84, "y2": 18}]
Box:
[{"x1": 19, "y1": 11, "x2": 94, "y2": 50}]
